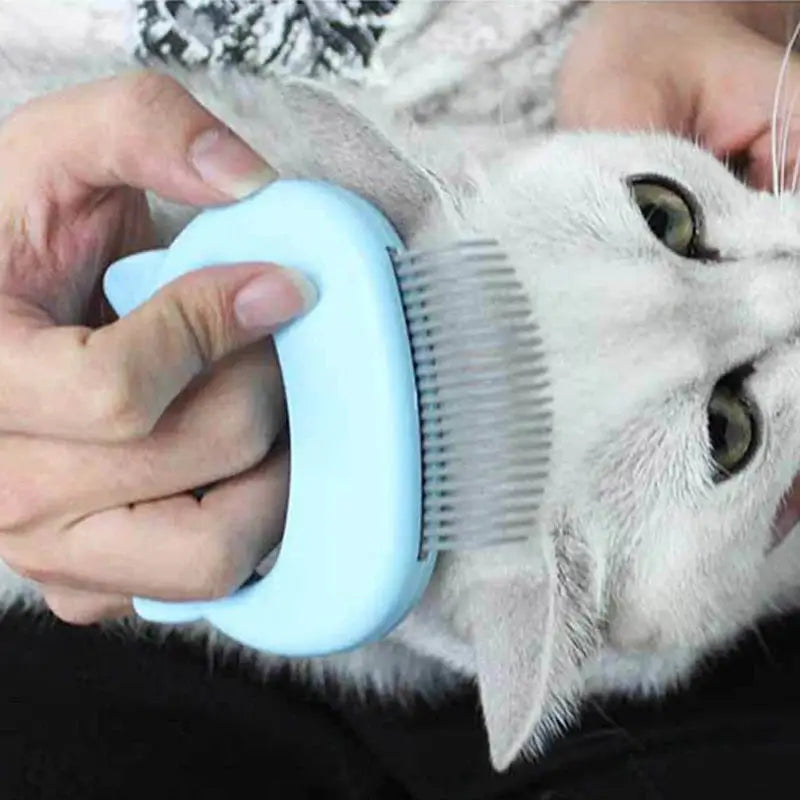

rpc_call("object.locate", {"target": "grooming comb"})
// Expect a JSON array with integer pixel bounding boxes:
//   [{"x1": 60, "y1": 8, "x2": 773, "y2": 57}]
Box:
[{"x1": 103, "y1": 180, "x2": 551, "y2": 657}]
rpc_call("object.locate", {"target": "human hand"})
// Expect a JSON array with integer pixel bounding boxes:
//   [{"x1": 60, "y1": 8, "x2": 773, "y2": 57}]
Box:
[
  {"x1": 556, "y1": 2, "x2": 800, "y2": 190},
  {"x1": 0, "y1": 72, "x2": 315, "y2": 622}
]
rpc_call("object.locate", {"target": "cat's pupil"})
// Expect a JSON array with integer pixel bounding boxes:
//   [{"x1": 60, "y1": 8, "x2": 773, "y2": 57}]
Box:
[
  {"x1": 707, "y1": 374, "x2": 757, "y2": 479},
  {"x1": 628, "y1": 176, "x2": 707, "y2": 258},
  {"x1": 641, "y1": 203, "x2": 670, "y2": 240},
  {"x1": 708, "y1": 411, "x2": 728, "y2": 453}
]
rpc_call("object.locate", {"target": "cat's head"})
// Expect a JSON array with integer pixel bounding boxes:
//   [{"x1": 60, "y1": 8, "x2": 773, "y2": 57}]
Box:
[{"x1": 181, "y1": 76, "x2": 800, "y2": 770}]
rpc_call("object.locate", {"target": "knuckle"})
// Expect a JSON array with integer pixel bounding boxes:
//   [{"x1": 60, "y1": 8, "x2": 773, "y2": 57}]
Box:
[
  {"x1": 193, "y1": 536, "x2": 242, "y2": 599},
  {"x1": 217, "y1": 347, "x2": 284, "y2": 472},
  {"x1": 160, "y1": 280, "x2": 235, "y2": 367},
  {"x1": 122, "y1": 70, "x2": 187, "y2": 116},
  {"x1": 223, "y1": 399, "x2": 275, "y2": 473},
  {"x1": 87, "y1": 368, "x2": 153, "y2": 440}
]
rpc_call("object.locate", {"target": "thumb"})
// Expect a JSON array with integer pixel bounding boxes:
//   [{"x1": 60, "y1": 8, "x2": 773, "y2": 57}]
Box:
[
  {"x1": 0, "y1": 70, "x2": 275, "y2": 206},
  {"x1": 0, "y1": 263, "x2": 316, "y2": 441},
  {"x1": 87, "y1": 262, "x2": 317, "y2": 440}
]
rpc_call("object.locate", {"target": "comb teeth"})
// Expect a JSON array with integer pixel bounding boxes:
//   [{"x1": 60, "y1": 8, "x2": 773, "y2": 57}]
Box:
[{"x1": 391, "y1": 239, "x2": 552, "y2": 556}]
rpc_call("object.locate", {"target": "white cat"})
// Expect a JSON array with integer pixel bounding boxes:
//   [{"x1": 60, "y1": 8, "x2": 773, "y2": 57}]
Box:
[{"x1": 3, "y1": 0, "x2": 800, "y2": 774}]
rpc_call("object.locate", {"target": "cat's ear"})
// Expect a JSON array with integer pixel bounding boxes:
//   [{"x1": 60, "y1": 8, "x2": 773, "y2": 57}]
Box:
[
  {"x1": 248, "y1": 78, "x2": 444, "y2": 241},
  {"x1": 468, "y1": 530, "x2": 600, "y2": 771}
]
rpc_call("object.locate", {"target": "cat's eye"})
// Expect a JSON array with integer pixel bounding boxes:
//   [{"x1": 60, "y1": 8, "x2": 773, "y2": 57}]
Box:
[
  {"x1": 628, "y1": 175, "x2": 700, "y2": 258},
  {"x1": 707, "y1": 371, "x2": 758, "y2": 480}
]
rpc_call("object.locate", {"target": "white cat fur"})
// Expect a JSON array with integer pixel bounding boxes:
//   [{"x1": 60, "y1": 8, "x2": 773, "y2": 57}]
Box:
[{"x1": 2, "y1": 1, "x2": 800, "y2": 772}]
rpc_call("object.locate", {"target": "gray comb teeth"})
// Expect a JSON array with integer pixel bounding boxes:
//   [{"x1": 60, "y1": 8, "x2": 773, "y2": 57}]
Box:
[{"x1": 390, "y1": 239, "x2": 553, "y2": 556}]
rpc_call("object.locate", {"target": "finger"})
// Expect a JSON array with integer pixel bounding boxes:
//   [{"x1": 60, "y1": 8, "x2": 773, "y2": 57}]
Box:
[
  {"x1": 695, "y1": 31, "x2": 800, "y2": 192},
  {"x1": 0, "y1": 341, "x2": 285, "y2": 527},
  {"x1": 39, "y1": 445, "x2": 289, "y2": 600},
  {"x1": 0, "y1": 262, "x2": 313, "y2": 440},
  {"x1": 744, "y1": 68, "x2": 800, "y2": 192},
  {"x1": 0, "y1": 70, "x2": 275, "y2": 205},
  {"x1": 41, "y1": 585, "x2": 132, "y2": 625},
  {"x1": 557, "y1": 69, "x2": 675, "y2": 132},
  {"x1": 555, "y1": 2, "x2": 701, "y2": 136},
  {"x1": 69, "y1": 338, "x2": 286, "y2": 510},
  {"x1": 120, "y1": 338, "x2": 286, "y2": 499}
]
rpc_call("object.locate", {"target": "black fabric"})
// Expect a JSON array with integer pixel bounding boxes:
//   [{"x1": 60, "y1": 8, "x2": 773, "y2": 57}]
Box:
[
  {"x1": 135, "y1": 0, "x2": 400, "y2": 76},
  {"x1": 1, "y1": 610, "x2": 800, "y2": 798}
]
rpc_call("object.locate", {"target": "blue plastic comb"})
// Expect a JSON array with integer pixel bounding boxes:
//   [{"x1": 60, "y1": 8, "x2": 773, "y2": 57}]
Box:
[{"x1": 104, "y1": 179, "x2": 550, "y2": 657}]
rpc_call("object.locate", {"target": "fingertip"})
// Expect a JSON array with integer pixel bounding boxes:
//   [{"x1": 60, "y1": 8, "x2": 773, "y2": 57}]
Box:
[
  {"x1": 233, "y1": 266, "x2": 318, "y2": 332},
  {"x1": 7, "y1": 71, "x2": 277, "y2": 209},
  {"x1": 188, "y1": 126, "x2": 278, "y2": 201}
]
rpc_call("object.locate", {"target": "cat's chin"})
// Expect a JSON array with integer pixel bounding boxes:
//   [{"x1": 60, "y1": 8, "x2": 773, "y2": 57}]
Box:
[{"x1": 772, "y1": 474, "x2": 800, "y2": 550}]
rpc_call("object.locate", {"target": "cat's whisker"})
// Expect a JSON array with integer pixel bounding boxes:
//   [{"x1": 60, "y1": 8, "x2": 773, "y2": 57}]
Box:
[
  {"x1": 770, "y1": 19, "x2": 800, "y2": 195},
  {"x1": 779, "y1": 19, "x2": 800, "y2": 195},
  {"x1": 779, "y1": 84, "x2": 800, "y2": 197},
  {"x1": 771, "y1": 59, "x2": 783, "y2": 194},
  {"x1": 790, "y1": 138, "x2": 800, "y2": 193}
]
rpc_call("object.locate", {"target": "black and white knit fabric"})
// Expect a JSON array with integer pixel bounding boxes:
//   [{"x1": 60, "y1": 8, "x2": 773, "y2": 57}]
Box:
[
  {"x1": 136, "y1": 1, "x2": 400, "y2": 78},
  {"x1": 133, "y1": 1, "x2": 588, "y2": 161}
]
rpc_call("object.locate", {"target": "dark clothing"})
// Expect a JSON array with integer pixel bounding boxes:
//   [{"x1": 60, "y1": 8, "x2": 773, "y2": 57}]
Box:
[{"x1": 0, "y1": 609, "x2": 799, "y2": 799}]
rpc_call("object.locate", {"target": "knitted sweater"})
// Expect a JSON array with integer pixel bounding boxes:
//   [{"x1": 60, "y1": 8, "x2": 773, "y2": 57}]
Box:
[{"x1": 134, "y1": 0, "x2": 588, "y2": 156}]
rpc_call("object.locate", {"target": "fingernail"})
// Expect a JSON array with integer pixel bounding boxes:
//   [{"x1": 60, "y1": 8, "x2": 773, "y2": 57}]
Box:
[
  {"x1": 234, "y1": 267, "x2": 318, "y2": 330},
  {"x1": 189, "y1": 127, "x2": 277, "y2": 199}
]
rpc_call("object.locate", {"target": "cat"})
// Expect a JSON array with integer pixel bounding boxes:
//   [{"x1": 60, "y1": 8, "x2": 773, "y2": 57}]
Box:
[{"x1": 4, "y1": 0, "x2": 800, "y2": 773}]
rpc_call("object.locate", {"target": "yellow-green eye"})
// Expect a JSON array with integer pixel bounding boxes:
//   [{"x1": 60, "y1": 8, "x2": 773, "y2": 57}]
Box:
[
  {"x1": 707, "y1": 381, "x2": 757, "y2": 479},
  {"x1": 629, "y1": 176, "x2": 697, "y2": 256}
]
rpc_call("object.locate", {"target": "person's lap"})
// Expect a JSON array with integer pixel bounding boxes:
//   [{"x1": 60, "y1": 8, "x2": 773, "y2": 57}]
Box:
[{"x1": 1, "y1": 609, "x2": 799, "y2": 799}]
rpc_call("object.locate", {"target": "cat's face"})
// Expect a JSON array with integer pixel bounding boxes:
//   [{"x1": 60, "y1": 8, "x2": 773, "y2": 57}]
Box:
[
  {"x1": 491, "y1": 131, "x2": 800, "y2": 653},
  {"x1": 161, "y1": 77, "x2": 800, "y2": 770},
  {"x1": 391, "y1": 130, "x2": 800, "y2": 768}
]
